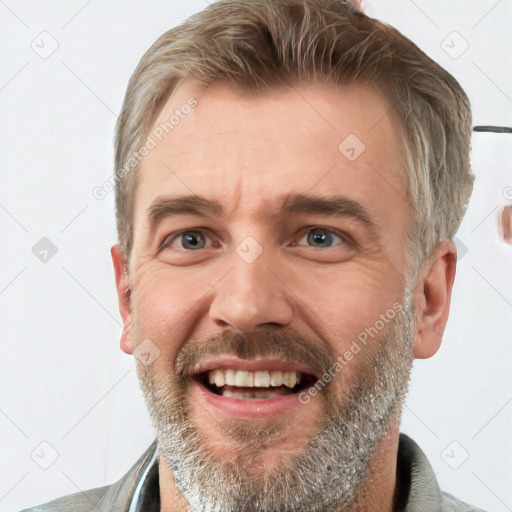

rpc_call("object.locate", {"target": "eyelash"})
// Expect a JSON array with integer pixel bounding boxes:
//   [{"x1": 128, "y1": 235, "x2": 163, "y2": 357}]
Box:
[{"x1": 159, "y1": 226, "x2": 353, "y2": 252}]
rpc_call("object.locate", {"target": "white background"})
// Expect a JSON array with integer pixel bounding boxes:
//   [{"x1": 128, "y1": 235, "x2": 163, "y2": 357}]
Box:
[{"x1": 1, "y1": 1, "x2": 511, "y2": 510}]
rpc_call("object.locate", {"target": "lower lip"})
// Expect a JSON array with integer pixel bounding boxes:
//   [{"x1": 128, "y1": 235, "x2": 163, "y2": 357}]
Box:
[{"x1": 192, "y1": 380, "x2": 308, "y2": 419}]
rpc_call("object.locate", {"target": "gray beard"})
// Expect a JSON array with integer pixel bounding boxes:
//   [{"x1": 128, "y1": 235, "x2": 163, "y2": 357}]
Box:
[{"x1": 135, "y1": 290, "x2": 415, "y2": 512}]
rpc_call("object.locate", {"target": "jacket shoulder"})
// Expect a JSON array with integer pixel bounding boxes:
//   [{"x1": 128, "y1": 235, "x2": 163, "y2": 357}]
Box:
[
  {"x1": 19, "y1": 484, "x2": 110, "y2": 512},
  {"x1": 441, "y1": 490, "x2": 489, "y2": 512},
  {"x1": 18, "y1": 439, "x2": 158, "y2": 512}
]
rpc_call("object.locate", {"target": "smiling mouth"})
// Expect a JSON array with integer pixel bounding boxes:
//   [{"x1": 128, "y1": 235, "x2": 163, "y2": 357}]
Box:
[{"x1": 195, "y1": 368, "x2": 316, "y2": 400}]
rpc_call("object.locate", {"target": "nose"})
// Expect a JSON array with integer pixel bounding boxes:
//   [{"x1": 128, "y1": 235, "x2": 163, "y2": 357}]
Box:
[{"x1": 208, "y1": 247, "x2": 295, "y2": 332}]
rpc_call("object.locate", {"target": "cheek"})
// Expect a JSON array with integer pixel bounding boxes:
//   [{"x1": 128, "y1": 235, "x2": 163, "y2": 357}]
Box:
[
  {"x1": 297, "y1": 262, "x2": 403, "y2": 340},
  {"x1": 130, "y1": 267, "x2": 204, "y2": 356}
]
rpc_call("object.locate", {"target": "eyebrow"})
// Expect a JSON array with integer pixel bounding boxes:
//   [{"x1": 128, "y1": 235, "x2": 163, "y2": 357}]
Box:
[
  {"x1": 146, "y1": 196, "x2": 222, "y2": 230},
  {"x1": 145, "y1": 193, "x2": 377, "y2": 236},
  {"x1": 279, "y1": 193, "x2": 377, "y2": 233}
]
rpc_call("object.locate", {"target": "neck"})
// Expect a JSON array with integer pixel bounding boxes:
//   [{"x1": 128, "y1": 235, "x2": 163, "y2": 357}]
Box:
[
  {"x1": 340, "y1": 418, "x2": 402, "y2": 512},
  {"x1": 158, "y1": 419, "x2": 402, "y2": 512},
  {"x1": 158, "y1": 457, "x2": 192, "y2": 512}
]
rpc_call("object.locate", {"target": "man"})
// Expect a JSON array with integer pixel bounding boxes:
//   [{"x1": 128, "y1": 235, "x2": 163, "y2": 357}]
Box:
[{"x1": 23, "y1": 0, "x2": 485, "y2": 510}]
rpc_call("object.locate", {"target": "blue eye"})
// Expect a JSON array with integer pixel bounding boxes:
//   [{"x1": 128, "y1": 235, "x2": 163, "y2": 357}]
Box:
[
  {"x1": 180, "y1": 230, "x2": 206, "y2": 250},
  {"x1": 159, "y1": 226, "x2": 349, "y2": 254},
  {"x1": 162, "y1": 229, "x2": 209, "y2": 251},
  {"x1": 299, "y1": 227, "x2": 344, "y2": 248}
]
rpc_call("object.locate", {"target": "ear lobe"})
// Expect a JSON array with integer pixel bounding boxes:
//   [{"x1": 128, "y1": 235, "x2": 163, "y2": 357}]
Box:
[
  {"x1": 412, "y1": 239, "x2": 457, "y2": 359},
  {"x1": 111, "y1": 244, "x2": 134, "y2": 355}
]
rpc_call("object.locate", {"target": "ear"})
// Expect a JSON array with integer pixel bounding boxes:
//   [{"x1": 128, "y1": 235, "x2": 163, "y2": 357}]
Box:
[
  {"x1": 412, "y1": 239, "x2": 457, "y2": 359},
  {"x1": 111, "y1": 244, "x2": 133, "y2": 355}
]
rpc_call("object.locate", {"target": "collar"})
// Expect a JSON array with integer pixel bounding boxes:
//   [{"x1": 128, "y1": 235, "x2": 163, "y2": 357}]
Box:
[
  {"x1": 395, "y1": 433, "x2": 443, "y2": 511},
  {"x1": 128, "y1": 441, "x2": 160, "y2": 512}
]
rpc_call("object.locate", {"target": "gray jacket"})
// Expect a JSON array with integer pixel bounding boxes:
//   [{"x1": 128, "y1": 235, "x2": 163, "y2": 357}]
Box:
[{"x1": 20, "y1": 433, "x2": 486, "y2": 511}]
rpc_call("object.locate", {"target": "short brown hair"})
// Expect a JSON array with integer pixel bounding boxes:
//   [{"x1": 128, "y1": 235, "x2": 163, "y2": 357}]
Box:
[{"x1": 114, "y1": 0, "x2": 473, "y2": 274}]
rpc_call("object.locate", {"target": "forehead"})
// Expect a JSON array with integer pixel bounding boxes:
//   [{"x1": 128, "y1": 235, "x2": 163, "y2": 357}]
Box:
[{"x1": 133, "y1": 79, "x2": 408, "y2": 239}]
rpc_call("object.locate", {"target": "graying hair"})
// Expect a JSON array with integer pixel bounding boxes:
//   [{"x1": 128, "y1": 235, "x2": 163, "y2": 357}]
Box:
[{"x1": 114, "y1": 0, "x2": 474, "y2": 276}]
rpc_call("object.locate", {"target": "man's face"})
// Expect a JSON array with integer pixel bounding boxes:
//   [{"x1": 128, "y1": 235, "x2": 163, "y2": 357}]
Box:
[{"x1": 124, "y1": 81, "x2": 415, "y2": 510}]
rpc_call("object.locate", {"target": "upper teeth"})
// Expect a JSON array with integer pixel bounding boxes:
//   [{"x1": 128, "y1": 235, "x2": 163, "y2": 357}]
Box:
[{"x1": 208, "y1": 369, "x2": 301, "y2": 388}]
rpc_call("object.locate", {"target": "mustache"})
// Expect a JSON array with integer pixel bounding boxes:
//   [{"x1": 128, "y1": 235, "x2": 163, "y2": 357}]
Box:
[{"x1": 175, "y1": 329, "x2": 336, "y2": 380}]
